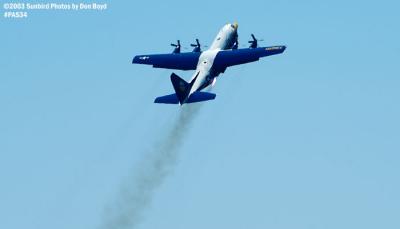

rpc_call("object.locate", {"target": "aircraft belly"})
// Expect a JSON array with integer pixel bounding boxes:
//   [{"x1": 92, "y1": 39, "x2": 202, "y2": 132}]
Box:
[{"x1": 189, "y1": 71, "x2": 208, "y2": 95}]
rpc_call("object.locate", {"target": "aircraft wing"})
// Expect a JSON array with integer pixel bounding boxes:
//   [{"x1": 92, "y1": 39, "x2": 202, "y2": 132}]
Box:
[
  {"x1": 212, "y1": 46, "x2": 286, "y2": 72},
  {"x1": 132, "y1": 52, "x2": 201, "y2": 71}
]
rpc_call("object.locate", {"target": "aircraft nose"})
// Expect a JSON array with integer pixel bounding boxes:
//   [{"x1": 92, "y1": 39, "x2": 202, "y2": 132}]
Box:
[{"x1": 230, "y1": 22, "x2": 238, "y2": 30}]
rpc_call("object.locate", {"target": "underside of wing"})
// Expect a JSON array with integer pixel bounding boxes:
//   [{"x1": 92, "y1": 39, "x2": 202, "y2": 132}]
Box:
[
  {"x1": 212, "y1": 46, "x2": 286, "y2": 72},
  {"x1": 132, "y1": 52, "x2": 201, "y2": 71}
]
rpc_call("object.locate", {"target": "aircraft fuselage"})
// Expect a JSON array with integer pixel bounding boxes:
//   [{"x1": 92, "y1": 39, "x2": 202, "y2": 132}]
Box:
[{"x1": 185, "y1": 23, "x2": 238, "y2": 102}]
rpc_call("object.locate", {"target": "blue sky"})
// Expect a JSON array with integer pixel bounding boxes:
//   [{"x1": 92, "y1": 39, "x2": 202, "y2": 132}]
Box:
[{"x1": 1, "y1": 0, "x2": 399, "y2": 229}]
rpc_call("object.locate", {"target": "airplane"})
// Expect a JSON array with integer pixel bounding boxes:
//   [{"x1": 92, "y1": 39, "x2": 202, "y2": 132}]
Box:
[{"x1": 132, "y1": 22, "x2": 286, "y2": 105}]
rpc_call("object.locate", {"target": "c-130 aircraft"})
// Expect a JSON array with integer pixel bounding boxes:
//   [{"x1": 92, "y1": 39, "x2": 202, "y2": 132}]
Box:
[{"x1": 132, "y1": 22, "x2": 286, "y2": 105}]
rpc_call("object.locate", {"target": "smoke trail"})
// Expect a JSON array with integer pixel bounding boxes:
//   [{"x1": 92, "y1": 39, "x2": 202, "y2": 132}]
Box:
[{"x1": 99, "y1": 104, "x2": 202, "y2": 229}]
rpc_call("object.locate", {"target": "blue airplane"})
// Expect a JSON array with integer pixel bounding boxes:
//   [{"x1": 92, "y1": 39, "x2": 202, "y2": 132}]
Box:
[{"x1": 132, "y1": 23, "x2": 286, "y2": 105}]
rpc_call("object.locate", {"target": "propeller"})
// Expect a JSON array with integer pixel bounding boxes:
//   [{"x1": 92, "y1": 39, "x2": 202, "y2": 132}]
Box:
[
  {"x1": 190, "y1": 39, "x2": 201, "y2": 52},
  {"x1": 248, "y1": 34, "x2": 264, "y2": 48},
  {"x1": 171, "y1": 40, "x2": 181, "y2": 53}
]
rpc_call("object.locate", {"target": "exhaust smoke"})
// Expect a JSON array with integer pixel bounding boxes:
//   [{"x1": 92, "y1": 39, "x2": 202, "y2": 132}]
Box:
[{"x1": 99, "y1": 104, "x2": 202, "y2": 229}]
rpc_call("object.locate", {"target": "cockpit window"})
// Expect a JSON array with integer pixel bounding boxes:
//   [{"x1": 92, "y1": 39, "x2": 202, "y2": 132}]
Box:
[{"x1": 217, "y1": 37, "x2": 221, "y2": 40}]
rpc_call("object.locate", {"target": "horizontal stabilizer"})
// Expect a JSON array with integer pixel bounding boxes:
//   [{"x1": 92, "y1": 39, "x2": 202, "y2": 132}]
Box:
[
  {"x1": 154, "y1": 92, "x2": 216, "y2": 104},
  {"x1": 186, "y1": 92, "x2": 216, "y2": 103},
  {"x1": 154, "y1": 93, "x2": 179, "y2": 104}
]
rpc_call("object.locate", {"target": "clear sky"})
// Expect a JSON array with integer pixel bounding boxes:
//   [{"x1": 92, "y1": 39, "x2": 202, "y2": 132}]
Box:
[{"x1": 1, "y1": 0, "x2": 399, "y2": 229}]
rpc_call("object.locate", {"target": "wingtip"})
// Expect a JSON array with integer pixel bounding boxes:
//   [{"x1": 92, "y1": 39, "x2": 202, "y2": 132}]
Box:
[{"x1": 132, "y1": 56, "x2": 139, "y2": 64}]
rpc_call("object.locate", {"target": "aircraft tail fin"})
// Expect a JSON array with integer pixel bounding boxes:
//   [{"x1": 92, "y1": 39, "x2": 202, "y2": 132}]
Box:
[
  {"x1": 154, "y1": 72, "x2": 212, "y2": 105},
  {"x1": 170, "y1": 73, "x2": 196, "y2": 104}
]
